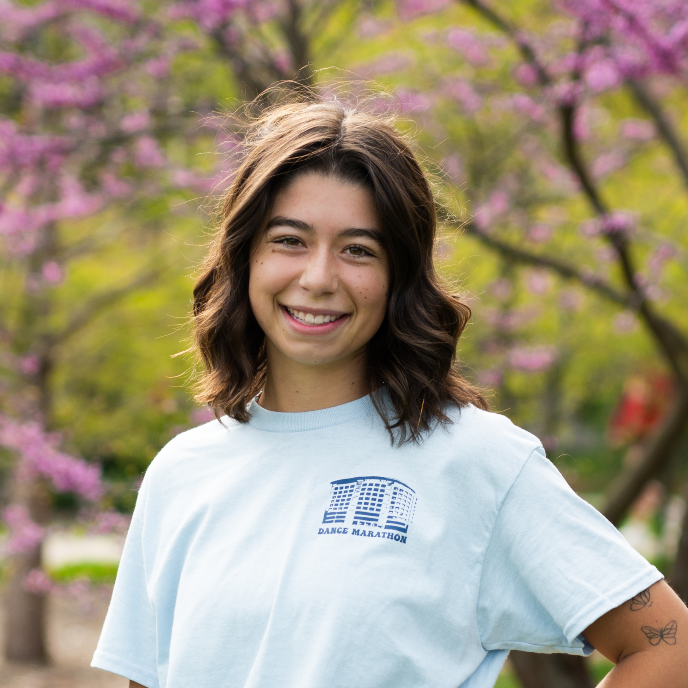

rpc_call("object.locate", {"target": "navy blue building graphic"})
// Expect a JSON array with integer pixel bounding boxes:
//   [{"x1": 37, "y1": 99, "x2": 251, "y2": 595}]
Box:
[{"x1": 322, "y1": 476, "x2": 417, "y2": 534}]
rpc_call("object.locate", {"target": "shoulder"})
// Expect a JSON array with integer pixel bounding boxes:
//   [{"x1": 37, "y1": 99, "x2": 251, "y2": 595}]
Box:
[
  {"x1": 422, "y1": 403, "x2": 545, "y2": 490},
  {"x1": 143, "y1": 416, "x2": 242, "y2": 484},
  {"x1": 444, "y1": 403, "x2": 542, "y2": 456}
]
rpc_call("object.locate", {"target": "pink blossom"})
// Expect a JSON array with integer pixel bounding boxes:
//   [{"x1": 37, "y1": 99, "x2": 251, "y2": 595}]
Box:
[
  {"x1": 191, "y1": 407, "x2": 216, "y2": 425},
  {"x1": 528, "y1": 223, "x2": 553, "y2": 243},
  {"x1": 525, "y1": 270, "x2": 553, "y2": 295},
  {"x1": 508, "y1": 345, "x2": 558, "y2": 372},
  {"x1": 19, "y1": 355, "x2": 41, "y2": 375},
  {"x1": 514, "y1": 63, "x2": 539, "y2": 87},
  {"x1": 473, "y1": 205, "x2": 492, "y2": 231},
  {"x1": 356, "y1": 52, "x2": 414, "y2": 77},
  {"x1": 445, "y1": 79, "x2": 482, "y2": 113},
  {"x1": 89, "y1": 510, "x2": 131, "y2": 534},
  {"x1": 397, "y1": 0, "x2": 451, "y2": 21},
  {"x1": 485, "y1": 307, "x2": 539, "y2": 332},
  {"x1": 358, "y1": 17, "x2": 391, "y2": 38},
  {"x1": 0, "y1": 122, "x2": 69, "y2": 172},
  {"x1": 442, "y1": 154, "x2": 463, "y2": 183},
  {"x1": 585, "y1": 58, "x2": 622, "y2": 92},
  {"x1": 395, "y1": 88, "x2": 432, "y2": 113},
  {"x1": 647, "y1": 243, "x2": 676, "y2": 280},
  {"x1": 489, "y1": 190, "x2": 510, "y2": 215},
  {"x1": 0, "y1": 415, "x2": 104, "y2": 501},
  {"x1": 477, "y1": 368, "x2": 503, "y2": 387},
  {"x1": 573, "y1": 108, "x2": 590, "y2": 141},
  {"x1": 473, "y1": 192, "x2": 509, "y2": 231},
  {"x1": 490, "y1": 278, "x2": 512, "y2": 301},
  {"x1": 559, "y1": 288, "x2": 584, "y2": 311},
  {"x1": 613, "y1": 310, "x2": 639, "y2": 333},
  {"x1": 601, "y1": 211, "x2": 635, "y2": 234},
  {"x1": 3, "y1": 505, "x2": 45, "y2": 554},
  {"x1": 145, "y1": 56, "x2": 170, "y2": 79},
  {"x1": 620, "y1": 118, "x2": 655, "y2": 140},
  {"x1": 273, "y1": 50, "x2": 293, "y2": 74},
  {"x1": 596, "y1": 246, "x2": 617, "y2": 263},
  {"x1": 0, "y1": 0, "x2": 63, "y2": 41},
  {"x1": 42, "y1": 261, "x2": 63, "y2": 284},
  {"x1": 579, "y1": 218, "x2": 601, "y2": 237},
  {"x1": 29, "y1": 78, "x2": 103, "y2": 108},
  {"x1": 121, "y1": 110, "x2": 151, "y2": 133},
  {"x1": 169, "y1": 0, "x2": 249, "y2": 32},
  {"x1": 592, "y1": 150, "x2": 626, "y2": 178},
  {"x1": 66, "y1": 0, "x2": 139, "y2": 25},
  {"x1": 101, "y1": 172, "x2": 132, "y2": 197},
  {"x1": 22, "y1": 568, "x2": 54, "y2": 595},
  {"x1": 510, "y1": 94, "x2": 544, "y2": 121},
  {"x1": 135, "y1": 136, "x2": 166, "y2": 167},
  {"x1": 446, "y1": 28, "x2": 489, "y2": 66}
]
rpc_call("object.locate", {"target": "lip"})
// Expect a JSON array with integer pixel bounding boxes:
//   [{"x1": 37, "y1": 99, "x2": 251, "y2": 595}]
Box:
[
  {"x1": 281, "y1": 304, "x2": 348, "y2": 317},
  {"x1": 280, "y1": 305, "x2": 350, "y2": 334}
]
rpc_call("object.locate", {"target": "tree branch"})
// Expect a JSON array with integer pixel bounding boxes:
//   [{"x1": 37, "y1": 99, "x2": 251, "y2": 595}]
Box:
[
  {"x1": 44, "y1": 268, "x2": 160, "y2": 350},
  {"x1": 461, "y1": 221, "x2": 632, "y2": 306},
  {"x1": 280, "y1": 0, "x2": 314, "y2": 88},
  {"x1": 626, "y1": 78, "x2": 688, "y2": 192},
  {"x1": 603, "y1": 387, "x2": 688, "y2": 525},
  {"x1": 559, "y1": 103, "x2": 688, "y2": 379},
  {"x1": 459, "y1": 0, "x2": 550, "y2": 86}
]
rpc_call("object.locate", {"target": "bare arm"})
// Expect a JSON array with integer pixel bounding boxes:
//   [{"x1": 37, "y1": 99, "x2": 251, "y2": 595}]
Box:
[
  {"x1": 129, "y1": 682, "x2": 146, "y2": 688},
  {"x1": 582, "y1": 579, "x2": 688, "y2": 687}
]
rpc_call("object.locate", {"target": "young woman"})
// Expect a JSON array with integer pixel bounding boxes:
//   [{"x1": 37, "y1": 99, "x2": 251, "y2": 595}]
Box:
[{"x1": 93, "y1": 96, "x2": 688, "y2": 688}]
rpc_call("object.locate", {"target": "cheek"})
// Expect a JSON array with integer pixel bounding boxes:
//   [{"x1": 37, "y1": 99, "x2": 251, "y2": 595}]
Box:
[
  {"x1": 354, "y1": 270, "x2": 389, "y2": 321},
  {"x1": 248, "y1": 253, "x2": 277, "y2": 320}
]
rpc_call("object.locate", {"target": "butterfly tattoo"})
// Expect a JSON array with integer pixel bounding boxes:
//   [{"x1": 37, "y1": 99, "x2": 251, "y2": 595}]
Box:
[
  {"x1": 641, "y1": 620, "x2": 677, "y2": 646},
  {"x1": 630, "y1": 588, "x2": 652, "y2": 611}
]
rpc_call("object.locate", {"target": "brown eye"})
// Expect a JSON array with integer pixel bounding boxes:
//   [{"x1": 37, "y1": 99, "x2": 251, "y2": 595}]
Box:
[
  {"x1": 274, "y1": 236, "x2": 302, "y2": 247},
  {"x1": 345, "y1": 245, "x2": 373, "y2": 257}
]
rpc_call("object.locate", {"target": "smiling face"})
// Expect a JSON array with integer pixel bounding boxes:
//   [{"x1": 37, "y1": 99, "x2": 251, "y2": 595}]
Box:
[{"x1": 249, "y1": 173, "x2": 389, "y2": 375}]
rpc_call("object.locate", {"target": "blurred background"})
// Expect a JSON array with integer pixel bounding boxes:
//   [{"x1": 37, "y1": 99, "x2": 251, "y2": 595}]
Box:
[{"x1": 1, "y1": 0, "x2": 687, "y2": 686}]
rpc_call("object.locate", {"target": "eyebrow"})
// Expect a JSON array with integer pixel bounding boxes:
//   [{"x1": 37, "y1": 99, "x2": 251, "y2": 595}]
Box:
[{"x1": 265, "y1": 215, "x2": 385, "y2": 245}]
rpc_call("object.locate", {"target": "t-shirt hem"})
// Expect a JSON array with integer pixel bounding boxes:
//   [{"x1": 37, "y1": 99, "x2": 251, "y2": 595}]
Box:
[
  {"x1": 91, "y1": 650, "x2": 159, "y2": 688},
  {"x1": 482, "y1": 640, "x2": 593, "y2": 656},
  {"x1": 563, "y1": 566, "x2": 664, "y2": 643}
]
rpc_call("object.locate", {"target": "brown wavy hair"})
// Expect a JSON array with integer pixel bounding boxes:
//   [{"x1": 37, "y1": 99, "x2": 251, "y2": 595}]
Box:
[{"x1": 191, "y1": 91, "x2": 488, "y2": 444}]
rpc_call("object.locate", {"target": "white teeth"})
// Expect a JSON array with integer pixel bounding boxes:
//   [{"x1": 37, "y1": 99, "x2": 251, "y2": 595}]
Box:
[{"x1": 286, "y1": 307, "x2": 342, "y2": 325}]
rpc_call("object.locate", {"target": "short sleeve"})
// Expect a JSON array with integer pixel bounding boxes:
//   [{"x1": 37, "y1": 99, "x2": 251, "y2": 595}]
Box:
[
  {"x1": 92, "y1": 473, "x2": 159, "y2": 687},
  {"x1": 476, "y1": 446, "x2": 663, "y2": 655}
]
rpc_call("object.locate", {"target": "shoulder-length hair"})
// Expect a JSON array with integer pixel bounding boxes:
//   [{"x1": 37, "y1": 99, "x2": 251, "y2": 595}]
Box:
[{"x1": 192, "y1": 92, "x2": 488, "y2": 444}]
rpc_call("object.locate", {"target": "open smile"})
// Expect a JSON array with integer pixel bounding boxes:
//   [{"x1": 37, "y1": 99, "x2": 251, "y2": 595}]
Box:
[{"x1": 281, "y1": 305, "x2": 350, "y2": 332}]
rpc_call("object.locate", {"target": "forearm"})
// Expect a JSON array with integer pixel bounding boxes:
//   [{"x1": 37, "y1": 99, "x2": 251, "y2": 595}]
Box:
[{"x1": 598, "y1": 649, "x2": 688, "y2": 688}]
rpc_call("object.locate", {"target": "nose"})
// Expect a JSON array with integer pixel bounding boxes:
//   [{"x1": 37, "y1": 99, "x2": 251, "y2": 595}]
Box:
[{"x1": 298, "y1": 247, "x2": 338, "y2": 295}]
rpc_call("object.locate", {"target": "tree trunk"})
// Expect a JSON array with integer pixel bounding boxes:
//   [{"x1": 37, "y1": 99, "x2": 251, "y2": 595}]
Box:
[
  {"x1": 510, "y1": 652, "x2": 595, "y2": 688},
  {"x1": 4, "y1": 542, "x2": 47, "y2": 663},
  {"x1": 668, "y1": 483, "x2": 688, "y2": 605},
  {"x1": 4, "y1": 479, "x2": 50, "y2": 664}
]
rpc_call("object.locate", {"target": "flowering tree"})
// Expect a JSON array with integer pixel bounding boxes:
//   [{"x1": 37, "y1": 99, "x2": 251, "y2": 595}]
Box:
[
  {"x1": 0, "y1": 0, "x2": 360, "y2": 664},
  {"x1": 0, "y1": 0, "x2": 230, "y2": 662},
  {"x1": 382, "y1": 1, "x2": 688, "y2": 685},
  {"x1": 3, "y1": 1, "x2": 688, "y2": 685}
]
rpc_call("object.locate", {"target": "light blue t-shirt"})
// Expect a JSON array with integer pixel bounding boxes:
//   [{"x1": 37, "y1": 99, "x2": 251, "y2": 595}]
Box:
[{"x1": 92, "y1": 396, "x2": 662, "y2": 688}]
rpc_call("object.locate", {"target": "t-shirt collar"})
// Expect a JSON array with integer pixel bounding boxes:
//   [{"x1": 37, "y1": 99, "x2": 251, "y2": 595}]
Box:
[{"x1": 247, "y1": 393, "x2": 376, "y2": 432}]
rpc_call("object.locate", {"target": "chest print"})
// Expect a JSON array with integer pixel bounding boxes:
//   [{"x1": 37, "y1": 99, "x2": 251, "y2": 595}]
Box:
[{"x1": 318, "y1": 476, "x2": 417, "y2": 544}]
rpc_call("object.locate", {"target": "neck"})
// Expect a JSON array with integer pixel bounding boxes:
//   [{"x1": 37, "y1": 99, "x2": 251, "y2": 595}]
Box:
[{"x1": 258, "y1": 347, "x2": 369, "y2": 413}]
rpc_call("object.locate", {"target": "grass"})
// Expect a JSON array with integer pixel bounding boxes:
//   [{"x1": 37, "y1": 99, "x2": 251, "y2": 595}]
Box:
[
  {"x1": 495, "y1": 655, "x2": 614, "y2": 687},
  {"x1": 49, "y1": 561, "x2": 119, "y2": 584}
]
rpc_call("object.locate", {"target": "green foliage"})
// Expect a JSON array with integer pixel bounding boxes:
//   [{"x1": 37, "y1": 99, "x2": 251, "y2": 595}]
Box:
[{"x1": 49, "y1": 562, "x2": 119, "y2": 585}]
